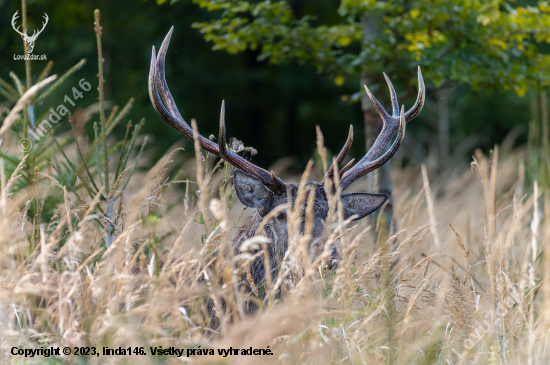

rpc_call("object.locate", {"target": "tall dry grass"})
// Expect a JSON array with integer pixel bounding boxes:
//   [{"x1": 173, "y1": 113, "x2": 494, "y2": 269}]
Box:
[{"x1": 0, "y1": 117, "x2": 549, "y2": 365}]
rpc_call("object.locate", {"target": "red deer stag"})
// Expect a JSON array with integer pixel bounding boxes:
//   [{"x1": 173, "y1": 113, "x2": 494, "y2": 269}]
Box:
[{"x1": 148, "y1": 28, "x2": 425, "y2": 311}]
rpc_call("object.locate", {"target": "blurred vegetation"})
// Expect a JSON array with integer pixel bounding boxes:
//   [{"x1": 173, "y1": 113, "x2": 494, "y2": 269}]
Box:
[
  {"x1": 0, "y1": 4, "x2": 151, "y2": 252},
  {"x1": 192, "y1": 0, "x2": 550, "y2": 93},
  {"x1": 0, "y1": 0, "x2": 549, "y2": 181}
]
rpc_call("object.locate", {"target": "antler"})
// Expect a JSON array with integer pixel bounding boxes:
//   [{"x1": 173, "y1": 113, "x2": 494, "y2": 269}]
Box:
[
  {"x1": 338, "y1": 68, "x2": 425, "y2": 191},
  {"x1": 321, "y1": 125, "x2": 354, "y2": 185},
  {"x1": 11, "y1": 11, "x2": 26, "y2": 37},
  {"x1": 149, "y1": 27, "x2": 287, "y2": 193},
  {"x1": 28, "y1": 13, "x2": 49, "y2": 40}
]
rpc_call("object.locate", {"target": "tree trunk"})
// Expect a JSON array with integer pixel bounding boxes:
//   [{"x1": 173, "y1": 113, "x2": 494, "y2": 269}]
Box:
[
  {"x1": 360, "y1": 16, "x2": 393, "y2": 230},
  {"x1": 436, "y1": 87, "x2": 453, "y2": 165}
]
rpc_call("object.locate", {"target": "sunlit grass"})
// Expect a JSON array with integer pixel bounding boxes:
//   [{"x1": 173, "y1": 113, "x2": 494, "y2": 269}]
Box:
[{"x1": 0, "y1": 124, "x2": 549, "y2": 364}]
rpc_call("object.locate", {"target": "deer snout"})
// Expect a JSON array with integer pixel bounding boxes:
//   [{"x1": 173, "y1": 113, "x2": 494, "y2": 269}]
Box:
[{"x1": 327, "y1": 244, "x2": 341, "y2": 270}]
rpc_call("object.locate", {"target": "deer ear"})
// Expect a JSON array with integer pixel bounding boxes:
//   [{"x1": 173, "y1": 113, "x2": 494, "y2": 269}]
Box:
[
  {"x1": 340, "y1": 193, "x2": 388, "y2": 221},
  {"x1": 234, "y1": 169, "x2": 270, "y2": 209}
]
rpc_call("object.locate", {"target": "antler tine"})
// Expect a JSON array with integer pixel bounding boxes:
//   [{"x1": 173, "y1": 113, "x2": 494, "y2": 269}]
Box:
[
  {"x1": 322, "y1": 125, "x2": 353, "y2": 183},
  {"x1": 340, "y1": 68, "x2": 424, "y2": 190},
  {"x1": 271, "y1": 171, "x2": 287, "y2": 191},
  {"x1": 218, "y1": 100, "x2": 228, "y2": 154},
  {"x1": 155, "y1": 27, "x2": 183, "y2": 121},
  {"x1": 404, "y1": 66, "x2": 425, "y2": 121},
  {"x1": 338, "y1": 158, "x2": 355, "y2": 178},
  {"x1": 383, "y1": 73, "x2": 399, "y2": 117},
  {"x1": 364, "y1": 84, "x2": 392, "y2": 122},
  {"x1": 218, "y1": 100, "x2": 286, "y2": 192},
  {"x1": 340, "y1": 106, "x2": 406, "y2": 191}
]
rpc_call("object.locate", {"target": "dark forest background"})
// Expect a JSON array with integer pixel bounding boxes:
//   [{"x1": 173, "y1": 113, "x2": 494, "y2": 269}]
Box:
[{"x1": 0, "y1": 0, "x2": 535, "y2": 172}]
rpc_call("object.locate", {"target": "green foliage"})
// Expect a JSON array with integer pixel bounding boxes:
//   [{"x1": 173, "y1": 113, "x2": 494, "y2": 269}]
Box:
[
  {"x1": 192, "y1": 0, "x2": 550, "y2": 96},
  {"x1": 0, "y1": 7, "x2": 148, "y2": 254}
]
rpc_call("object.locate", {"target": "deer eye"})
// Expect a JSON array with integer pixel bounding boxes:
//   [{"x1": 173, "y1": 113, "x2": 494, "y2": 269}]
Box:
[{"x1": 276, "y1": 212, "x2": 286, "y2": 220}]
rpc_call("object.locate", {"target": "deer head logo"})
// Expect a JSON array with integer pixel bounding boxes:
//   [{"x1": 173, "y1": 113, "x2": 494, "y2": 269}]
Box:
[{"x1": 11, "y1": 11, "x2": 49, "y2": 54}]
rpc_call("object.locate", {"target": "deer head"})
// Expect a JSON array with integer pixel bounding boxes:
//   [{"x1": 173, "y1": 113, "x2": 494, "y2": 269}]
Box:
[
  {"x1": 148, "y1": 28, "x2": 425, "y2": 270},
  {"x1": 11, "y1": 11, "x2": 49, "y2": 54}
]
